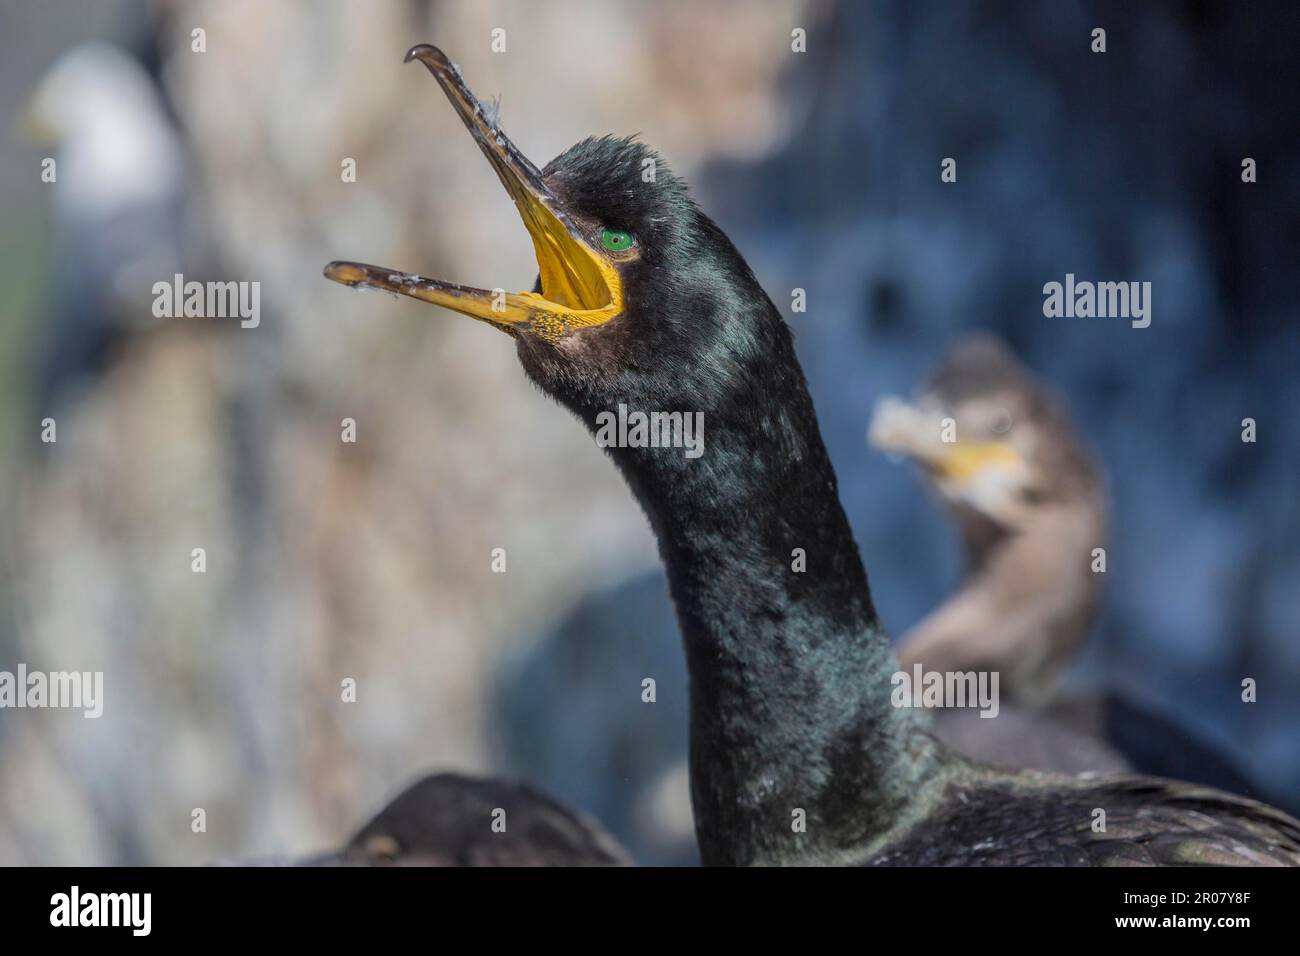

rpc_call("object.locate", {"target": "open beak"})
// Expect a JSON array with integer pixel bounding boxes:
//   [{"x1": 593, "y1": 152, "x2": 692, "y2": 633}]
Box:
[{"x1": 324, "y1": 44, "x2": 622, "y2": 343}]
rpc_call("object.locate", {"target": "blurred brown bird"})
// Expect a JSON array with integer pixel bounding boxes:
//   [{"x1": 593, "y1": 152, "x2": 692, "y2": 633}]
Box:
[
  {"x1": 871, "y1": 336, "x2": 1270, "y2": 794},
  {"x1": 872, "y1": 334, "x2": 1106, "y2": 705}
]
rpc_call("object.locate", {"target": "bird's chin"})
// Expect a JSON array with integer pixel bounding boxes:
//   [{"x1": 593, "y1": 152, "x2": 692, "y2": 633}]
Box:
[{"x1": 514, "y1": 330, "x2": 587, "y2": 393}]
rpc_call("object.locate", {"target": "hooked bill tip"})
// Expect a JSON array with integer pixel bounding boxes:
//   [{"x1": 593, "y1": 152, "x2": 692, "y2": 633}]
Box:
[
  {"x1": 323, "y1": 261, "x2": 367, "y2": 285},
  {"x1": 404, "y1": 44, "x2": 448, "y2": 68}
]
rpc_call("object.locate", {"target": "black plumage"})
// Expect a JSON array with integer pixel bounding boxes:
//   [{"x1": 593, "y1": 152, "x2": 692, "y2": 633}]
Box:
[
  {"x1": 321, "y1": 774, "x2": 629, "y2": 867},
  {"x1": 869, "y1": 775, "x2": 1300, "y2": 867},
  {"x1": 325, "y1": 46, "x2": 1300, "y2": 867}
]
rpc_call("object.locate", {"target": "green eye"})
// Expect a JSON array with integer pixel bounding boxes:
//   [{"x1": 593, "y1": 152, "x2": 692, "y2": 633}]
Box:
[{"x1": 600, "y1": 229, "x2": 634, "y2": 253}]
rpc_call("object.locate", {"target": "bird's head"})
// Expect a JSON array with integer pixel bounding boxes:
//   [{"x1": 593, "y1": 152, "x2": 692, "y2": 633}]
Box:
[
  {"x1": 325, "y1": 45, "x2": 779, "y2": 425},
  {"x1": 870, "y1": 335, "x2": 1098, "y2": 532}
]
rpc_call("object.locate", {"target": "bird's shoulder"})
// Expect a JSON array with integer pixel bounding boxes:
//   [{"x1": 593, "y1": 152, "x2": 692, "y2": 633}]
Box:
[{"x1": 864, "y1": 770, "x2": 1300, "y2": 866}]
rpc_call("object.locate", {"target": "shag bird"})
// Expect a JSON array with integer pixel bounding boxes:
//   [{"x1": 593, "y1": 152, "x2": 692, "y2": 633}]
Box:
[
  {"x1": 870, "y1": 335, "x2": 1105, "y2": 707},
  {"x1": 324, "y1": 45, "x2": 1300, "y2": 866},
  {"x1": 868, "y1": 336, "x2": 1129, "y2": 775},
  {"x1": 870, "y1": 338, "x2": 1267, "y2": 793},
  {"x1": 310, "y1": 774, "x2": 629, "y2": 867}
]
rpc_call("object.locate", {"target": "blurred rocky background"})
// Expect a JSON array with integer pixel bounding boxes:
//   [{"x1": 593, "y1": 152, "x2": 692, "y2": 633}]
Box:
[{"x1": 0, "y1": 0, "x2": 1295, "y2": 866}]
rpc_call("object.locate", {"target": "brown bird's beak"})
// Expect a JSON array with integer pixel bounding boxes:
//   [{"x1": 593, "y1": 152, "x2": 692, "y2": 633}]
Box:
[
  {"x1": 324, "y1": 44, "x2": 622, "y2": 343},
  {"x1": 869, "y1": 396, "x2": 1024, "y2": 483}
]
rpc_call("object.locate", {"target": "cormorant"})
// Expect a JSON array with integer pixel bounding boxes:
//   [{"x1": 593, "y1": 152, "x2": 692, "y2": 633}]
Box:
[
  {"x1": 871, "y1": 337, "x2": 1269, "y2": 796},
  {"x1": 309, "y1": 774, "x2": 629, "y2": 867},
  {"x1": 869, "y1": 335, "x2": 1129, "y2": 775},
  {"x1": 870, "y1": 335, "x2": 1105, "y2": 707},
  {"x1": 325, "y1": 46, "x2": 1300, "y2": 866}
]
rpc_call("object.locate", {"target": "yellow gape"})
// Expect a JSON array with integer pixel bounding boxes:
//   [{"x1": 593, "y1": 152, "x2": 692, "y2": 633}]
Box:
[{"x1": 324, "y1": 45, "x2": 627, "y2": 346}]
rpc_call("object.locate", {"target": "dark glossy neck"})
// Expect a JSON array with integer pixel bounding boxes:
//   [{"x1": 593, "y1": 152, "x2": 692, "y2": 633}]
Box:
[{"x1": 599, "y1": 353, "x2": 941, "y2": 865}]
